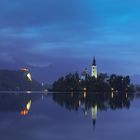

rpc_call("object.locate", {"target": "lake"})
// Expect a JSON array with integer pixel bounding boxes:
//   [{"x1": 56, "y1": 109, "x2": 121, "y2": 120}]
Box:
[{"x1": 0, "y1": 91, "x2": 140, "y2": 140}]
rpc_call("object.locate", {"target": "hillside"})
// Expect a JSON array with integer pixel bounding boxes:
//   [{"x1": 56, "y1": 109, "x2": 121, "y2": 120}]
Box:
[{"x1": 0, "y1": 70, "x2": 42, "y2": 91}]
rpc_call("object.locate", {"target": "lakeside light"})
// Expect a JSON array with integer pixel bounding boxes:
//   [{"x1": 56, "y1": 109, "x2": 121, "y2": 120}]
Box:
[
  {"x1": 84, "y1": 92, "x2": 87, "y2": 98},
  {"x1": 84, "y1": 88, "x2": 87, "y2": 91},
  {"x1": 111, "y1": 92, "x2": 114, "y2": 98},
  {"x1": 126, "y1": 92, "x2": 128, "y2": 98},
  {"x1": 27, "y1": 91, "x2": 32, "y2": 94}
]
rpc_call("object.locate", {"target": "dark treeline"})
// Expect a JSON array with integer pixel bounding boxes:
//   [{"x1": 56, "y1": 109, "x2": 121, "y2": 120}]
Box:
[
  {"x1": 52, "y1": 73, "x2": 135, "y2": 92},
  {"x1": 0, "y1": 70, "x2": 42, "y2": 91}
]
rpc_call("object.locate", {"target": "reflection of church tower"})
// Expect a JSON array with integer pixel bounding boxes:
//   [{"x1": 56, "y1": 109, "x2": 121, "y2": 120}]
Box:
[
  {"x1": 91, "y1": 104, "x2": 97, "y2": 128},
  {"x1": 91, "y1": 57, "x2": 97, "y2": 79}
]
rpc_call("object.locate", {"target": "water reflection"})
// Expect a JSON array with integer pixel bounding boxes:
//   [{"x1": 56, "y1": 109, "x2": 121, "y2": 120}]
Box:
[
  {"x1": 0, "y1": 91, "x2": 140, "y2": 140},
  {"x1": 52, "y1": 92, "x2": 135, "y2": 128},
  {"x1": 20, "y1": 100, "x2": 32, "y2": 115},
  {"x1": 0, "y1": 92, "x2": 42, "y2": 115},
  {"x1": 0, "y1": 92, "x2": 138, "y2": 125}
]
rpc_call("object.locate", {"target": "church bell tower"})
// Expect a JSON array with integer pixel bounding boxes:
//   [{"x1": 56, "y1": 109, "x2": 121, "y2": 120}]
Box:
[{"x1": 91, "y1": 57, "x2": 97, "y2": 79}]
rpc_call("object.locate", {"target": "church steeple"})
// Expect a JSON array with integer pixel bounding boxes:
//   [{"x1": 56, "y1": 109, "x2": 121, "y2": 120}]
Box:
[
  {"x1": 92, "y1": 56, "x2": 96, "y2": 66},
  {"x1": 91, "y1": 56, "x2": 97, "y2": 78}
]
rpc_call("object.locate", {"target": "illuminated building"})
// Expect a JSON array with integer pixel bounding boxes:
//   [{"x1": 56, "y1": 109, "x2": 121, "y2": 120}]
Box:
[
  {"x1": 20, "y1": 68, "x2": 32, "y2": 81},
  {"x1": 91, "y1": 57, "x2": 97, "y2": 79},
  {"x1": 27, "y1": 73, "x2": 32, "y2": 81},
  {"x1": 91, "y1": 57, "x2": 97, "y2": 78},
  {"x1": 80, "y1": 57, "x2": 98, "y2": 80}
]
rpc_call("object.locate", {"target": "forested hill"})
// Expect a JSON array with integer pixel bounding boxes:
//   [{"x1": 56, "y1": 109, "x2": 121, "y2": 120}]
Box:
[{"x1": 0, "y1": 70, "x2": 42, "y2": 91}]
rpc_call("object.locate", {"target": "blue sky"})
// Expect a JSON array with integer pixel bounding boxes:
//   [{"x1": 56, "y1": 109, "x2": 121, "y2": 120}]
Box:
[{"x1": 0, "y1": 0, "x2": 140, "y2": 82}]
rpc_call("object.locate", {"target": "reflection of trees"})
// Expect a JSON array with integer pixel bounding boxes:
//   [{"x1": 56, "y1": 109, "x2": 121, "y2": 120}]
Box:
[
  {"x1": 109, "y1": 93, "x2": 131, "y2": 110},
  {"x1": 53, "y1": 92, "x2": 135, "y2": 128},
  {"x1": 53, "y1": 93, "x2": 80, "y2": 111},
  {"x1": 52, "y1": 92, "x2": 135, "y2": 112}
]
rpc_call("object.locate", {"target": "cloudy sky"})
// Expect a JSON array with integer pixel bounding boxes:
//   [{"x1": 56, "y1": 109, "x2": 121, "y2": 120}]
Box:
[{"x1": 0, "y1": 0, "x2": 140, "y2": 83}]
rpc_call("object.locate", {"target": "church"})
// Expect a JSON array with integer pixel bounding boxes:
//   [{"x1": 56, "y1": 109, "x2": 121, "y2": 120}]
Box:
[
  {"x1": 80, "y1": 57, "x2": 98, "y2": 80},
  {"x1": 91, "y1": 56, "x2": 97, "y2": 79}
]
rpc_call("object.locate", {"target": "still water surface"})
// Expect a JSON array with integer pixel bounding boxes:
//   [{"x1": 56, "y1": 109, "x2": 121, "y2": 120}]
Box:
[{"x1": 0, "y1": 92, "x2": 140, "y2": 140}]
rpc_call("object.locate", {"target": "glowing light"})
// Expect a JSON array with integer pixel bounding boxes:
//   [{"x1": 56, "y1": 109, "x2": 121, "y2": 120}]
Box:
[
  {"x1": 20, "y1": 109, "x2": 28, "y2": 116},
  {"x1": 91, "y1": 57, "x2": 97, "y2": 78},
  {"x1": 27, "y1": 91, "x2": 32, "y2": 94},
  {"x1": 20, "y1": 68, "x2": 32, "y2": 81},
  {"x1": 27, "y1": 73, "x2": 32, "y2": 81},
  {"x1": 84, "y1": 92, "x2": 87, "y2": 98},
  {"x1": 21, "y1": 68, "x2": 29, "y2": 72},
  {"x1": 83, "y1": 88, "x2": 87, "y2": 91},
  {"x1": 111, "y1": 92, "x2": 114, "y2": 98}
]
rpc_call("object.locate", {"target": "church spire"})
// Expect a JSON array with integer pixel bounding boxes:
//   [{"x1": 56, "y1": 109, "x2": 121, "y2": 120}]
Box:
[
  {"x1": 92, "y1": 56, "x2": 96, "y2": 66},
  {"x1": 91, "y1": 56, "x2": 97, "y2": 78}
]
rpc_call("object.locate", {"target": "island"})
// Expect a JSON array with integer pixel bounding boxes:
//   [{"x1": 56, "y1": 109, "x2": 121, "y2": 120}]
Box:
[
  {"x1": 52, "y1": 72, "x2": 135, "y2": 92},
  {"x1": 52, "y1": 57, "x2": 135, "y2": 92}
]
